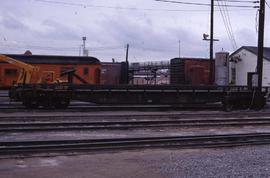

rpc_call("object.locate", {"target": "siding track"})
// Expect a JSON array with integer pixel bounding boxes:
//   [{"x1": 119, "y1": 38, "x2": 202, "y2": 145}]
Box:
[
  {"x1": 1, "y1": 117, "x2": 270, "y2": 132},
  {"x1": 1, "y1": 133, "x2": 270, "y2": 155}
]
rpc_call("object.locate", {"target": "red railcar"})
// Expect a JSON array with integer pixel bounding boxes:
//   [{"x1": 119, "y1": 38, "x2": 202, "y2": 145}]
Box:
[
  {"x1": 0, "y1": 54, "x2": 101, "y2": 88},
  {"x1": 100, "y1": 62, "x2": 128, "y2": 85},
  {"x1": 170, "y1": 58, "x2": 215, "y2": 85}
]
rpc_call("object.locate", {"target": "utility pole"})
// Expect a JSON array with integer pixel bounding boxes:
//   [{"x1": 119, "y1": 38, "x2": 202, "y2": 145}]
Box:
[
  {"x1": 256, "y1": 0, "x2": 265, "y2": 92},
  {"x1": 178, "y1": 40, "x2": 181, "y2": 58},
  {"x1": 209, "y1": 0, "x2": 214, "y2": 85},
  {"x1": 125, "y1": 44, "x2": 130, "y2": 84},
  {"x1": 126, "y1": 44, "x2": 129, "y2": 63}
]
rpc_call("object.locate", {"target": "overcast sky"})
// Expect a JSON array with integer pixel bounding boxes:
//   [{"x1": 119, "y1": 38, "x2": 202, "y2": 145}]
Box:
[{"x1": 0, "y1": 0, "x2": 269, "y2": 62}]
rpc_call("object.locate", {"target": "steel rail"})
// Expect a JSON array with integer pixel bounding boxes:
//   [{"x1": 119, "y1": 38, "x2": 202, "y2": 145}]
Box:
[
  {"x1": 1, "y1": 133, "x2": 270, "y2": 155},
  {"x1": 1, "y1": 118, "x2": 270, "y2": 132},
  {"x1": 0, "y1": 104, "x2": 222, "y2": 111},
  {"x1": 0, "y1": 112, "x2": 270, "y2": 121}
]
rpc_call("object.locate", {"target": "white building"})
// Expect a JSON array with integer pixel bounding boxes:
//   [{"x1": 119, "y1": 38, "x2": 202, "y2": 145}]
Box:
[{"x1": 229, "y1": 46, "x2": 270, "y2": 86}]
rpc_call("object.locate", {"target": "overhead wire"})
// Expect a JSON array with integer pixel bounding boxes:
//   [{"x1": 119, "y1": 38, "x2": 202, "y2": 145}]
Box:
[
  {"x1": 217, "y1": 0, "x2": 259, "y2": 3},
  {"x1": 154, "y1": 0, "x2": 259, "y2": 8},
  {"x1": 224, "y1": 0, "x2": 238, "y2": 49},
  {"x1": 217, "y1": 0, "x2": 238, "y2": 50},
  {"x1": 0, "y1": 42, "x2": 125, "y2": 52},
  {"x1": 34, "y1": 0, "x2": 257, "y2": 12},
  {"x1": 9, "y1": 0, "x2": 261, "y2": 57},
  {"x1": 266, "y1": 0, "x2": 270, "y2": 8}
]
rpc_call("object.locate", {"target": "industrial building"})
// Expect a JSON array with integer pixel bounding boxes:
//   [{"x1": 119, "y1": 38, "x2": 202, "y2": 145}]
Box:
[{"x1": 229, "y1": 46, "x2": 270, "y2": 86}]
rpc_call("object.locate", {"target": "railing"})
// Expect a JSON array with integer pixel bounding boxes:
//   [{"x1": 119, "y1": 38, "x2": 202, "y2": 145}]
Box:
[{"x1": 130, "y1": 61, "x2": 170, "y2": 71}]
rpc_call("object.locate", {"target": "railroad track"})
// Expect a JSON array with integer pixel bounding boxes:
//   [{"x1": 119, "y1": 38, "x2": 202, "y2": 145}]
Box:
[
  {"x1": 1, "y1": 133, "x2": 270, "y2": 155},
  {"x1": 1, "y1": 110, "x2": 270, "y2": 121},
  {"x1": 1, "y1": 117, "x2": 270, "y2": 132},
  {"x1": 0, "y1": 103, "x2": 223, "y2": 112}
]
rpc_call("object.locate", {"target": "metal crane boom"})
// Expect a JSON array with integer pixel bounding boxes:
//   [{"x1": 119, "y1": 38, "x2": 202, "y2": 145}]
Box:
[{"x1": 0, "y1": 54, "x2": 40, "y2": 84}]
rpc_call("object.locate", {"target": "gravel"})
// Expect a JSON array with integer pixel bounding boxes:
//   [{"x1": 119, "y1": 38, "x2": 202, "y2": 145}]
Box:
[{"x1": 141, "y1": 146, "x2": 270, "y2": 178}]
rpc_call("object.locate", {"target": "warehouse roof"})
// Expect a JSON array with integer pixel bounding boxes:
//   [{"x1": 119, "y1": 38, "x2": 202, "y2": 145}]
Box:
[
  {"x1": 230, "y1": 46, "x2": 270, "y2": 61},
  {"x1": 1, "y1": 54, "x2": 100, "y2": 64}
]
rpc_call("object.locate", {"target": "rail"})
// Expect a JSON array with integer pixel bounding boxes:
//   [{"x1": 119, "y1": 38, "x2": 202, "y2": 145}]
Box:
[
  {"x1": 2, "y1": 117, "x2": 270, "y2": 132},
  {"x1": 1, "y1": 133, "x2": 270, "y2": 155}
]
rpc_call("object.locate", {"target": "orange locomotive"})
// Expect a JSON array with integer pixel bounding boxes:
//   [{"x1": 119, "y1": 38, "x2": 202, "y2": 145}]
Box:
[{"x1": 0, "y1": 54, "x2": 101, "y2": 87}]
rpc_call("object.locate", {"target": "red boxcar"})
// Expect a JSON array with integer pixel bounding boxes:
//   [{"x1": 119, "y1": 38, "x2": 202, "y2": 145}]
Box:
[
  {"x1": 100, "y1": 62, "x2": 128, "y2": 85},
  {"x1": 100, "y1": 62, "x2": 122, "y2": 85},
  {"x1": 170, "y1": 58, "x2": 215, "y2": 85}
]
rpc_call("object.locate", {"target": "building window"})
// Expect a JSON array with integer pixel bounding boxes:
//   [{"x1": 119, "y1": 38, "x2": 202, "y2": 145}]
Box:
[
  {"x1": 4, "y1": 69, "x2": 17, "y2": 76},
  {"x1": 83, "y1": 68, "x2": 89, "y2": 75},
  {"x1": 231, "y1": 68, "x2": 236, "y2": 84}
]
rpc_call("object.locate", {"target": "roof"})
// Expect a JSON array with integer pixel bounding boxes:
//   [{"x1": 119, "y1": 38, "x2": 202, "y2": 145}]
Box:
[
  {"x1": 171, "y1": 57, "x2": 210, "y2": 62},
  {"x1": 101, "y1": 62, "x2": 124, "y2": 65},
  {"x1": 230, "y1": 46, "x2": 270, "y2": 61},
  {"x1": 0, "y1": 54, "x2": 100, "y2": 65}
]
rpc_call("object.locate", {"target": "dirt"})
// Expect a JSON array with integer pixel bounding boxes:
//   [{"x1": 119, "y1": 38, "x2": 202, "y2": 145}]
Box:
[{"x1": 1, "y1": 146, "x2": 270, "y2": 178}]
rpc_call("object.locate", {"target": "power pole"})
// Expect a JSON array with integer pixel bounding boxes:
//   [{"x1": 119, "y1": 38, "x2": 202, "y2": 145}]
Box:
[
  {"x1": 178, "y1": 40, "x2": 181, "y2": 58},
  {"x1": 257, "y1": 0, "x2": 265, "y2": 92},
  {"x1": 126, "y1": 44, "x2": 129, "y2": 63},
  {"x1": 209, "y1": 0, "x2": 214, "y2": 85},
  {"x1": 125, "y1": 44, "x2": 129, "y2": 84}
]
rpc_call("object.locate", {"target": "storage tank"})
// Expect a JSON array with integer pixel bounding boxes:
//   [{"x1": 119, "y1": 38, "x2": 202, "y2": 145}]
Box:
[{"x1": 215, "y1": 51, "x2": 229, "y2": 86}]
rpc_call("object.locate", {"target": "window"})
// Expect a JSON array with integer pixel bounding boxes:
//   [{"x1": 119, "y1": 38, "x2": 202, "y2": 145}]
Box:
[
  {"x1": 83, "y1": 68, "x2": 89, "y2": 75},
  {"x1": 5, "y1": 69, "x2": 17, "y2": 76}
]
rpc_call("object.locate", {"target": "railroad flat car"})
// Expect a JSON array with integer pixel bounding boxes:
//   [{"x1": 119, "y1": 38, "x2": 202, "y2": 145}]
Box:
[
  {"x1": 0, "y1": 54, "x2": 101, "y2": 87},
  {"x1": 170, "y1": 58, "x2": 215, "y2": 85}
]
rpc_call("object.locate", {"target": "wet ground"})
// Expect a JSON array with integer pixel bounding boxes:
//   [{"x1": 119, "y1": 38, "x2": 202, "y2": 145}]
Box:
[{"x1": 1, "y1": 145, "x2": 270, "y2": 178}]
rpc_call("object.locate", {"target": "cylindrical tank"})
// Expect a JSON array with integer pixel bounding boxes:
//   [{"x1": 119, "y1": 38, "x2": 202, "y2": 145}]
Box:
[{"x1": 215, "y1": 52, "x2": 229, "y2": 86}]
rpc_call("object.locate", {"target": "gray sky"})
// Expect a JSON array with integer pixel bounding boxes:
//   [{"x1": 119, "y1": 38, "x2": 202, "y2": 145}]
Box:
[{"x1": 0, "y1": 0, "x2": 269, "y2": 62}]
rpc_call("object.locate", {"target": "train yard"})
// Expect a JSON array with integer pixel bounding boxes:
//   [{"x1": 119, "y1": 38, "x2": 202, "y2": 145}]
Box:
[
  {"x1": 1, "y1": 93, "x2": 270, "y2": 177},
  {"x1": 1, "y1": 0, "x2": 270, "y2": 176},
  {"x1": 1, "y1": 110, "x2": 270, "y2": 155},
  {"x1": 1, "y1": 53, "x2": 270, "y2": 177}
]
